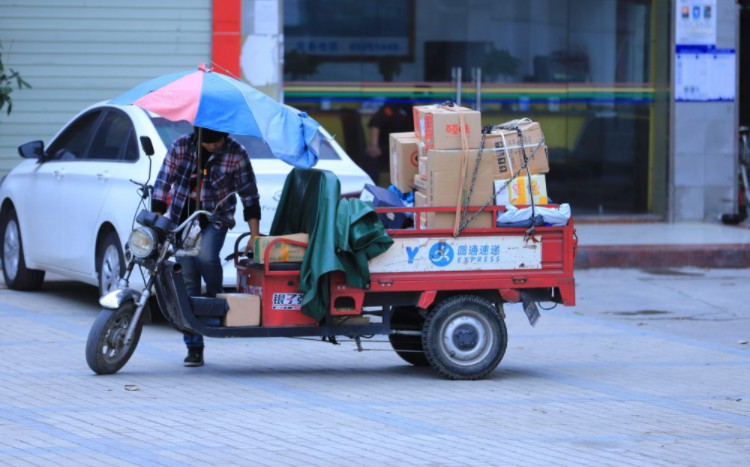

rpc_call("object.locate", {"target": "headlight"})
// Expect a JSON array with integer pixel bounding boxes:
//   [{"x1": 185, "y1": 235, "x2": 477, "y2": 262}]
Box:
[{"x1": 128, "y1": 227, "x2": 158, "y2": 258}]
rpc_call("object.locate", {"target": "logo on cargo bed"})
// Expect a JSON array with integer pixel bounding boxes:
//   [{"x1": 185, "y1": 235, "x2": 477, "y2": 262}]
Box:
[{"x1": 429, "y1": 242, "x2": 454, "y2": 267}]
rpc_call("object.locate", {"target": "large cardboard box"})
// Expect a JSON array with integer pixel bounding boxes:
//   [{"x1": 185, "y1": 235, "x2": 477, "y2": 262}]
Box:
[
  {"x1": 495, "y1": 174, "x2": 549, "y2": 206},
  {"x1": 423, "y1": 148, "x2": 495, "y2": 229},
  {"x1": 413, "y1": 104, "x2": 482, "y2": 150},
  {"x1": 254, "y1": 233, "x2": 308, "y2": 264},
  {"x1": 389, "y1": 132, "x2": 420, "y2": 193},
  {"x1": 219, "y1": 293, "x2": 261, "y2": 327},
  {"x1": 484, "y1": 120, "x2": 550, "y2": 179}
]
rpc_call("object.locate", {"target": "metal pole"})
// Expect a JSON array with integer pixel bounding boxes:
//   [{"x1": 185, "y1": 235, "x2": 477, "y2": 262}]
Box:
[
  {"x1": 473, "y1": 67, "x2": 482, "y2": 111},
  {"x1": 454, "y1": 67, "x2": 462, "y2": 106}
]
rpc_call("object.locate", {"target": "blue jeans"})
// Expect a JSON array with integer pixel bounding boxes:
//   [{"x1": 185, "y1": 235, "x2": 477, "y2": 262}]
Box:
[{"x1": 177, "y1": 222, "x2": 228, "y2": 349}]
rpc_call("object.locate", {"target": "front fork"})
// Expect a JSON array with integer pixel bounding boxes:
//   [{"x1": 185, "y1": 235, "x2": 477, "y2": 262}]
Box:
[{"x1": 99, "y1": 266, "x2": 155, "y2": 348}]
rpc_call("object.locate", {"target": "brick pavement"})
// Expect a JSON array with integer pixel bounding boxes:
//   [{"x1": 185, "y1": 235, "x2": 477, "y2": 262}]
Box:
[{"x1": 0, "y1": 272, "x2": 748, "y2": 466}]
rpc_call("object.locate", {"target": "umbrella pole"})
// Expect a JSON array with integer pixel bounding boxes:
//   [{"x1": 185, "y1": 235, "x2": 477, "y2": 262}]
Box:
[{"x1": 196, "y1": 127, "x2": 202, "y2": 211}]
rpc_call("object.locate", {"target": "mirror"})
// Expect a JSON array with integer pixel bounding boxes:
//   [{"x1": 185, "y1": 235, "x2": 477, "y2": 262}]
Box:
[
  {"x1": 18, "y1": 141, "x2": 44, "y2": 160},
  {"x1": 140, "y1": 136, "x2": 155, "y2": 156}
]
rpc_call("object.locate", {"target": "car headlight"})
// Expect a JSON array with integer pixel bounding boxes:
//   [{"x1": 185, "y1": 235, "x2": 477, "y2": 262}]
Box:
[{"x1": 128, "y1": 227, "x2": 158, "y2": 258}]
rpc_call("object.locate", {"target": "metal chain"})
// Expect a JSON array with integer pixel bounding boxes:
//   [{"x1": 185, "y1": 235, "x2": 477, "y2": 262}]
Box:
[{"x1": 457, "y1": 121, "x2": 546, "y2": 234}]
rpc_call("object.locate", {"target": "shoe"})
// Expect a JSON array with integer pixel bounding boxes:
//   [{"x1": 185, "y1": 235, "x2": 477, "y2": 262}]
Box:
[{"x1": 184, "y1": 348, "x2": 204, "y2": 367}]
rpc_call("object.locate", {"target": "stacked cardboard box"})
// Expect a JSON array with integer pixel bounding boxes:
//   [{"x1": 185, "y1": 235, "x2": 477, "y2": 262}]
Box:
[
  {"x1": 409, "y1": 104, "x2": 494, "y2": 229},
  {"x1": 389, "y1": 132, "x2": 420, "y2": 193},
  {"x1": 488, "y1": 119, "x2": 550, "y2": 205},
  {"x1": 389, "y1": 108, "x2": 555, "y2": 230}
]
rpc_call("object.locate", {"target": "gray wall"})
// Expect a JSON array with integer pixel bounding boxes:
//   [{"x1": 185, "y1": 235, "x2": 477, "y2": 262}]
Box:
[
  {"x1": 0, "y1": 0, "x2": 212, "y2": 174},
  {"x1": 671, "y1": 0, "x2": 740, "y2": 221}
]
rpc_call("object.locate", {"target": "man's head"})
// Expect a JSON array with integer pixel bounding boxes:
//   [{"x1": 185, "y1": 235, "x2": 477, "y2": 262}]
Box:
[{"x1": 195, "y1": 127, "x2": 228, "y2": 152}]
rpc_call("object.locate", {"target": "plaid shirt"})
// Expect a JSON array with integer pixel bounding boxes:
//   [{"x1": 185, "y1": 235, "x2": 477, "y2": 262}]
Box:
[{"x1": 153, "y1": 133, "x2": 259, "y2": 229}]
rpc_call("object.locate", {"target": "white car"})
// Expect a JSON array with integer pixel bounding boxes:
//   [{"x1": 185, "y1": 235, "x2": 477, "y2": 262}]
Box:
[{"x1": 0, "y1": 101, "x2": 373, "y2": 296}]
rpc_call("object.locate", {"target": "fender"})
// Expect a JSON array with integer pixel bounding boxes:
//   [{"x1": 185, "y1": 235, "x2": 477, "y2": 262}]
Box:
[{"x1": 99, "y1": 288, "x2": 142, "y2": 310}]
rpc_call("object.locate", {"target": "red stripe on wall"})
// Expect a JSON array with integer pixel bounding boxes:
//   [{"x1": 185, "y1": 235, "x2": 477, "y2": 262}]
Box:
[{"x1": 212, "y1": 0, "x2": 242, "y2": 77}]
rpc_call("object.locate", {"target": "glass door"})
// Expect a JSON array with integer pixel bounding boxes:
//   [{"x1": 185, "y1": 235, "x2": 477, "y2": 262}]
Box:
[{"x1": 282, "y1": 0, "x2": 670, "y2": 215}]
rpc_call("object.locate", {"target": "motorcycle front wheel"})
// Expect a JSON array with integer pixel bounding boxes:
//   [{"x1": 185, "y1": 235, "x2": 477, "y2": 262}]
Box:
[{"x1": 85, "y1": 304, "x2": 142, "y2": 375}]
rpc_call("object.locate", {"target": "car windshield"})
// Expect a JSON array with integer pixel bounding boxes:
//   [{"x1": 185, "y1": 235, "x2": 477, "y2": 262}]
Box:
[{"x1": 150, "y1": 117, "x2": 340, "y2": 160}]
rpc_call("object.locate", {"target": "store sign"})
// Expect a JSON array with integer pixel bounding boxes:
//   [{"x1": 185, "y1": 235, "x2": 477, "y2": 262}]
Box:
[{"x1": 288, "y1": 36, "x2": 409, "y2": 57}]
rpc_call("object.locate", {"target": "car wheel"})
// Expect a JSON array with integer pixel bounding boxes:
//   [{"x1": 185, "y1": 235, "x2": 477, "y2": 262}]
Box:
[
  {"x1": 422, "y1": 295, "x2": 507, "y2": 380},
  {"x1": 1, "y1": 208, "x2": 45, "y2": 290},
  {"x1": 98, "y1": 231, "x2": 124, "y2": 297}
]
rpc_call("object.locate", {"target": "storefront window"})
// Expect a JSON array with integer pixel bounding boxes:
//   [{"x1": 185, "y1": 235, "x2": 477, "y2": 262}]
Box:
[{"x1": 284, "y1": 0, "x2": 670, "y2": 215}]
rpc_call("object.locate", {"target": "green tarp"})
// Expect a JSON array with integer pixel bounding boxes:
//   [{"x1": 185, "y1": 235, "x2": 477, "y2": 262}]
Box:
[{"x1": 269, "y1": 168, "x2": 393, "y2": 321}]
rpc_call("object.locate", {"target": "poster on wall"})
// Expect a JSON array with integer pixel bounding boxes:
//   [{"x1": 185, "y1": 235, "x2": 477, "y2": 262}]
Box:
[
  {"x1": 675, "y1": 47, "x2": 735, "y2": 102},
  {"x1": 673, "y1": 0, "x2": 734, "y2": 102},
  {"x1": 675, "y1": 0, "x2": 717, "y2": 47}
]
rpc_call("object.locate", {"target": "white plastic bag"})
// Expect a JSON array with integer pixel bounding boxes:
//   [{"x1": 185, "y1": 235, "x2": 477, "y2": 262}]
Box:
[
  {"x1": 175, "y1": 219, "x2": 201, "y2": 257},
  {"x1": 497, "y1": 203, "x2": 571, "y2": 227}
]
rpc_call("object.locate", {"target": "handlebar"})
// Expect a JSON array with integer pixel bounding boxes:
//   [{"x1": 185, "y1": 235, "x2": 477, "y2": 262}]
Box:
[
  {"x1": 172, "y1": 209, "x2": 213, "y2": 234},
  {"x1": 129, "y1": 179, "x2": 153, "y2": 200}
]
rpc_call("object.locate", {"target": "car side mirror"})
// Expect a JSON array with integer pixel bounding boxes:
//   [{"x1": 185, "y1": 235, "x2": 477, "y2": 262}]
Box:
[
  {"x1": 18, "y1": 141, "x2": 45, "y2": 160},
  {"x1": 140, "y1": 136, "x2": 155, "y2": 157}
]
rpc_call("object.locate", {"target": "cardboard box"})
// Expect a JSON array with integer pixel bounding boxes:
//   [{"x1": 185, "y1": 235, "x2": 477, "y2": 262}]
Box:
[
  {"x1": 423, "y1": 148, "x2": 496, "y2": 229},
  {"x1": 418, "y1": 155, "x2": 427, "y2": 180},
  {"x1": 484, "y1": 120, "x2": 550, "y2": 179},
  {"x1": 389, "y1": 132, "x2": 420, "y2": 193},
  {"x1": 413, "y1": 173, "x2": 426, "y2": 190},
  {"x1": 414, "y1": 190, "x2": 427, "y2": 228},
  {"x1": 413, "y1": 104, "x2": 482, "y2": 150},
  {"x1": 423, "y1": 148, "x2": 496, "y2": 205},
  {"x1": 494, "y1": 174, "x2": 549, "y2": 206},
  {"x1": 219, "y1": 293, "x2": 261, "y2": 327},
  {"x1": 360, "y1": 184, "x2": 408, "y2": 229},
  {"x1": 254, "y1": 233, "x2": 308, "y2": 264},
  {"x1": 414, "y1": 189, "x2": 427, "y2": 207}
]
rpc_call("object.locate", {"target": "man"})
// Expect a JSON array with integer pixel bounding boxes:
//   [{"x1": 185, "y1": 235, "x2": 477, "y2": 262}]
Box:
[
  {"x1": 152, "y1": 127, "x2": 260, "y2": 367},
  {"x1": 364, "y1": 101, "x2": 414, "y2": 185}
]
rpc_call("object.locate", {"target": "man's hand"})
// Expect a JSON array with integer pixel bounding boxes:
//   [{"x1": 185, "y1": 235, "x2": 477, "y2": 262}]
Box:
[
  {"x1": 245, "y1": 234, "x2": 260, "y2": 255},
  {"x1": 245, "y1": 218, "x2": 261, "y2": 257},
  {"x1": 366, "y1": 145, "x2": 382, "y2": 158}
]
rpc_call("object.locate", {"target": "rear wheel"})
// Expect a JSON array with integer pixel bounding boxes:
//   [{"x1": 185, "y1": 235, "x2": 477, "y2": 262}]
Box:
[
  {"x1": 388, "y1": 306, "x2": 428, "y2": 366},
  {"x1": 98, "y1": 231, "x2": 124, "y2": 297},
  {"x1": 422, "y1": 295, "x2": 507, "y2": 380},
  {"x1": 85, "y1": 304, "x2": 142, "y2": 375},
  {"x1": 1, "y1": 208, "x2": 45, "y2": 290}
]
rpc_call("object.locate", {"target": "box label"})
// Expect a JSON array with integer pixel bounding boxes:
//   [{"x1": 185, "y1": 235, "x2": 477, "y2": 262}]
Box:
[{"x1": 369, "y1": 236, "x2": 542, "y2": 273}]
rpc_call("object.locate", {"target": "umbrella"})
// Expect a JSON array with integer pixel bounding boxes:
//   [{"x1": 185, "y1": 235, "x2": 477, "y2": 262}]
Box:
[{"x1": 110, "y1": 63, "x2": 320, "y2": 169}]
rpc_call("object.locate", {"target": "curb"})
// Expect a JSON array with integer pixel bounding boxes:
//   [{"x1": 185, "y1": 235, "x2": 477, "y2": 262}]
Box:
[{"x1": 575, "y1": 244, "x2": 750, "y2": 269}]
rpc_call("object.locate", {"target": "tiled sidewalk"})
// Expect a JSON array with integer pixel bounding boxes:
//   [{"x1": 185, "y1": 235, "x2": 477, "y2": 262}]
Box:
[{"x1": 0, "y1": 268, "x2": 748, "y2": 466}]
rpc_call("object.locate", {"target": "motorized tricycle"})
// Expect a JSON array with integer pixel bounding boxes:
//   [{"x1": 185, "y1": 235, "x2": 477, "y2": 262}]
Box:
[{"x1": 86, "y1": 168, "x2": 577, "y2": 380}]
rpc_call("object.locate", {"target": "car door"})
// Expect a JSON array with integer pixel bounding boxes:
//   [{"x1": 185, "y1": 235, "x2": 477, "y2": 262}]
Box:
[
  {"x1": 26, "y1": 110, "x2": 102, "y2": 268},
  {"x1": 61, "y1": 109, "x2": 139, "y2": 274}
]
